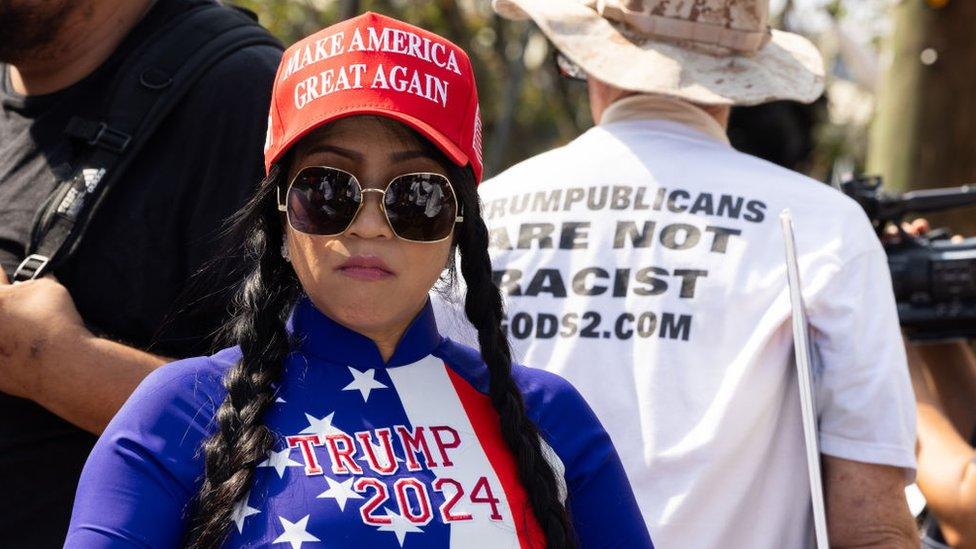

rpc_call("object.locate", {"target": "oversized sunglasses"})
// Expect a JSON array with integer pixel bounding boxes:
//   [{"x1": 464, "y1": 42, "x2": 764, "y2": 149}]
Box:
[{"x1": 277, "y1": 166, "x2": 463, "y2": 243}]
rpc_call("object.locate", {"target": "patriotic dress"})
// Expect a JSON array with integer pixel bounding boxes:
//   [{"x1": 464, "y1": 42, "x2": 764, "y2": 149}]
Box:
[{"x1": 65, "y1": 298, "x2": 652, "y2": 548}]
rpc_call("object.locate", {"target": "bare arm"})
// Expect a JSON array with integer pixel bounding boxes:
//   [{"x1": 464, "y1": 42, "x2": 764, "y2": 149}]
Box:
[
  {"x1": 32, "y1": 331, "x2": 168, "y2": 434},
  {"x1": 908, "y1": 342, "x2": 976, "y2": 548},
  {"x1": 913, "y1": 341, "x2": 976, "y2": 440},
  {"x1": 0, "y1": 270, "x2": 169, "y2": 434},
  {"x1": 823, "y1": 455, "x2": 918, "y2": 548}
]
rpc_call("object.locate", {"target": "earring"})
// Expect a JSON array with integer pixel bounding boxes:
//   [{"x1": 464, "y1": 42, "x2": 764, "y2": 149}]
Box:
[{"x1": 281, "y1": 241, "x2": 291, "y2": 262}]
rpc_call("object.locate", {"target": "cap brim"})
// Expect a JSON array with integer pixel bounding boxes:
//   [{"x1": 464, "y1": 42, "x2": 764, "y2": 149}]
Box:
[
  {"x1": 494, "y1": 0, "x2": 825, "y2": 106},
  {"x1": 268, "y1": 108, "x2": 473, "y2": 177}
]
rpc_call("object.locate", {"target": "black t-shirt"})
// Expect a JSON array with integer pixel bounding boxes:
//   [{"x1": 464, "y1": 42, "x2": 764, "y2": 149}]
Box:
[{"x1": 0, "y1": 1, "x2": 281, "y2": 545}]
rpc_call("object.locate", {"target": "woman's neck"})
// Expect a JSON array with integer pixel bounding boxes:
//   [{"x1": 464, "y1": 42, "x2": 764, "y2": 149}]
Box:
[
  {"x1": 366, "y1": 327, "x2": 406, "y2": 363},
  {"x1": 332, "y1": 303, "x2": 429, "y2": 363},
  {"x1": 304, "y1": 294, "x2": 433, "y2": 364}
]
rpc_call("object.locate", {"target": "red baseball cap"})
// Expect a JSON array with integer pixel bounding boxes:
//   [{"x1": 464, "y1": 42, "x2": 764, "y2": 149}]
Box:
[{"x1": 263, "y1": 12, "x2": 484, "y2": 183}]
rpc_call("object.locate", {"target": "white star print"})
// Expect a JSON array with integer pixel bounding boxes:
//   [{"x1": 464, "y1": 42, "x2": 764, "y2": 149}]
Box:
[
  {"x1": 272, "y1": 515, "x2": 320, "y2": 549},
  {"x1": 230, "y1": 492, "x2": 260, "y2": 533},
  {"x1": 275, "y1": 396, "x2": 287, "y2": 404},
  {"x1": 341, "y1": 366, "x2": 388, "y2": 402},
  {"x1": 375, "y1": 509, "x2": 424, "y2": 546},
  {"x1": 300, "y1": 412, "x2": 346, "y2": 439},
  {"x1": 257, "y1": 447, "x2": 302, "y2": 478},
  {"x1": 316, "y1": 476, "x2": 363, "y2": 511}
]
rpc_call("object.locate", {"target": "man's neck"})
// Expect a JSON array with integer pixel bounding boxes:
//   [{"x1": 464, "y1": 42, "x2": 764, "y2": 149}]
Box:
[
  {"x1": 598, "y1": 94, "x2": 732, "y2": 145},
  {"x1": 8, "y1": 0, "x2": 156, "y2": 96},
  {"x1": 697, "y1": 103, "x2": 731, "y2": 130}
]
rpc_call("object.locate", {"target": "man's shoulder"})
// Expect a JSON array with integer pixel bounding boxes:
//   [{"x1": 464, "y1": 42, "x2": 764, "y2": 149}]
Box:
[
  {"x1": 732, "y1": 150, "x2": 858, "y2": 199},
  {"x1": 483, "y1": 129, "x2": 600, "y2": 187},
  {"x1": 746, "y1": 155, "x2": 875, "y2": 227},
  {"x1": 118, "y1": 1, "x2": 282, "y2": 103},
  {"x1": 144, "y1": 2, "x2": 281, "y2": 116},
  {"x1": 198, "y1": 43, "x2": 282, "y2": 87},
  {"x1": 716, "y1": 148, "x2": 824, "y2": 190},
  {"x1": 175, "y1": 42, "x2": 281, "y2": 111}
]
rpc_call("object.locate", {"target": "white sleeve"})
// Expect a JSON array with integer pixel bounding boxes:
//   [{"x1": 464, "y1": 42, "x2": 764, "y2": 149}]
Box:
[{"x1": 808, "y1": 246, "x2": 917, "y2": 473}]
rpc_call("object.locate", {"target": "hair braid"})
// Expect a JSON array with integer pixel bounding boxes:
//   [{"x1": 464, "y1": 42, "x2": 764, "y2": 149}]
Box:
[
  {"x1": 185, "y1": 165, "x2": 299, "y2": 548},
  {"x1": 452, "y1": 168, "x2": 576, "y2": 549}
]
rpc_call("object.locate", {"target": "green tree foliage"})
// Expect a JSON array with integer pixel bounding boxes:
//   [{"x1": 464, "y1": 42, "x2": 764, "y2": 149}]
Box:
[{"x1": 233, "y1": 0, "x2": 591, "y2": 178}]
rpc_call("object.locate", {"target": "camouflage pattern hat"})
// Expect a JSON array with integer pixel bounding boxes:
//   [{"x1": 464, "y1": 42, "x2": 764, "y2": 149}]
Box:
[{"x1": 493, "y1": 0, "x2": 825, "y2": 106}]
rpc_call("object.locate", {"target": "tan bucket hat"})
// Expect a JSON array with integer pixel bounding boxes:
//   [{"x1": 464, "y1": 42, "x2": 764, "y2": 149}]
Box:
[{"x1": 493, "y1": 0, "x2": 825, "y2": 106}]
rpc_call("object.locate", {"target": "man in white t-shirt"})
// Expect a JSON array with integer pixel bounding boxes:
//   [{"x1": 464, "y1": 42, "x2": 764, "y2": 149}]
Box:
[{"x1": 434, "y1": 0, "x2": 919, "y2": 547}]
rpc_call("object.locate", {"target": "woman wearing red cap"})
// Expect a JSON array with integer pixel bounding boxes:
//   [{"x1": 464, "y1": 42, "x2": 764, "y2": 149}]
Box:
[{"x1": 64, "y1": 12, "x2": 650, "y2": 549}]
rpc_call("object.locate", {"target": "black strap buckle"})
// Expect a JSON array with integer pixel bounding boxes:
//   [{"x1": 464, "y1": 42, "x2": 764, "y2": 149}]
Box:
[
  {"x1": 12, "y1": 254, "x2": 51, "y2": 282},
  {"x1": 88, "y1": 123, "x2": 132, "y2": 154}
]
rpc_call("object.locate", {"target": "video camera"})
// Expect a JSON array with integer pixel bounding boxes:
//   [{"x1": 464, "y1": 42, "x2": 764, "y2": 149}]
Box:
[{"x1": 841, "y1": 176, "x2": 976, "y2": 340}]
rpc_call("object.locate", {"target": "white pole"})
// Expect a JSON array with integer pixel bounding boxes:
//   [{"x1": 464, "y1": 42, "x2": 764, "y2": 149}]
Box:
[{"x1": 780, "y1": 210, "x2": 830, "y2": 549}]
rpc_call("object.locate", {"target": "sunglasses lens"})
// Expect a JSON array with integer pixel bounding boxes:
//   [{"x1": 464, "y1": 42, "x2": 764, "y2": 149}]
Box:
[
  {"x1": 384, "y1": 173, "x2": 458, "y2": 242},
  {"x1": 287, "y1": 167, "x2": 361, "y2": 235}
]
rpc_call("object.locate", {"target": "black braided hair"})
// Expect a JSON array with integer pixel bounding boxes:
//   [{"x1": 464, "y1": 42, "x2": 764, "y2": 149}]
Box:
[
  {"x1": 449, "y1": 162, "x2": 576, "y2": 549},
  {"x1": 184, "y1": 163, "x2": 300, "y2": 548}
]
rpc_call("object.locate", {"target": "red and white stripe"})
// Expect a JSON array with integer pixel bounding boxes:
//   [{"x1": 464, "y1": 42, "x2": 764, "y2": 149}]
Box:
[{"x1": 388, "y1": 356, "x2": 546, "y2": 548}]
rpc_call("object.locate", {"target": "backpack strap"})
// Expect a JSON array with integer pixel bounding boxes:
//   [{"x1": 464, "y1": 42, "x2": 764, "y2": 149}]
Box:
[{"x1": 14, "y1": 4, "x2": 282, "y2": 282}]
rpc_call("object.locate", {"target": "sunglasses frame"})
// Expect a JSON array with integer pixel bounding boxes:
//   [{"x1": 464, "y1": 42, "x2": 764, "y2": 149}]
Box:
[{"x1": 277, "y1": 166, "x2": 464, "y2": 243}]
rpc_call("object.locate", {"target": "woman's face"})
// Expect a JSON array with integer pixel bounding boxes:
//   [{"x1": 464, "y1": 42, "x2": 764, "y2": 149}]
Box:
[{"x1": 284, "y1": 117, "x2": 454, "y2": 343}]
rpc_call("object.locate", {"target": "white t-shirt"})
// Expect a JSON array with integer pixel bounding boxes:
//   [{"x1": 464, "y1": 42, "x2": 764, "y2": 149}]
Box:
[{"x1": 434, "y1": 96, "x2": 916, "y2": 549}]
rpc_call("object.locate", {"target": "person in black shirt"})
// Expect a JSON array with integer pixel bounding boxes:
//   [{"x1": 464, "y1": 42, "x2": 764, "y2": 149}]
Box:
[{"x1": 0, "y1": 0, "x2": 282, "y2": 545}]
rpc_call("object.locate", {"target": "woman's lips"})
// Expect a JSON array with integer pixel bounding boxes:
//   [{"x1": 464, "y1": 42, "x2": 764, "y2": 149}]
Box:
[{"x1": 337, "y1": 256, "x2": 394, "y2": 281}]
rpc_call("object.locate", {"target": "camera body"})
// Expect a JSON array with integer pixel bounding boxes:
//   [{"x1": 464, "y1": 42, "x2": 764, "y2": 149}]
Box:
[
  {"x1": 887, "y1": 235, "x2": 976, "y2": 339},
  {"x1": 841, "y1": 176, "x2": 976, "y2": 340}
]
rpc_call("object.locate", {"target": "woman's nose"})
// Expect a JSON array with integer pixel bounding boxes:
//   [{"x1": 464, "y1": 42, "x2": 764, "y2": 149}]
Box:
[{"x1": 345, "y1": 190, "x2": 394, "y2": 239}]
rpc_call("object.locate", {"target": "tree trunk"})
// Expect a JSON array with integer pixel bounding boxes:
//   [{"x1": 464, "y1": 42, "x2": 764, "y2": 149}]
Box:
[{"x1": 867, "y1": 0, "x2": 976, "y2": 234}]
